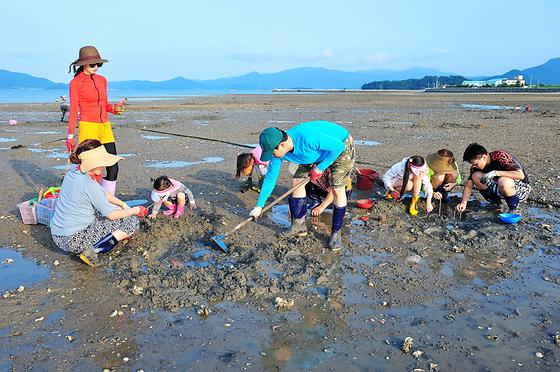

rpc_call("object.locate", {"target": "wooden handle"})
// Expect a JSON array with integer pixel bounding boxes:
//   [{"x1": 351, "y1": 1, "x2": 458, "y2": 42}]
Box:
[{"x1": 223, "y1": 178, "x2": 310, "y2": 238}]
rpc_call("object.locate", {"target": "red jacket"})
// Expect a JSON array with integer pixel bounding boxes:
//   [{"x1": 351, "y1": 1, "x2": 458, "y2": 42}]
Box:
[{"x1": 68, "y1": 72, "x2": 115, "y2": 135}]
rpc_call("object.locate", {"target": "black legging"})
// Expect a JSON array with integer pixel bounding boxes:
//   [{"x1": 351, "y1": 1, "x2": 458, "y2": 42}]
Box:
[{"x1": 103, "y1": 142, "x2": 118, "y2": 181}]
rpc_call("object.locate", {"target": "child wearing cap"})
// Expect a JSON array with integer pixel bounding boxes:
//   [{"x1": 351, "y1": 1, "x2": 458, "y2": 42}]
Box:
[
  {"x1": 426, "y1": 149, "x2": 462, "y2": 202},
  {"x1": 383, "y1": 156, "x2": 434, "y2": 216},
  {"x1": 148, "y1": 176, "x2": 196, "y2": 219},
  {"x1": 456, "y1": 143, "x2": 531, "y2": 213}
]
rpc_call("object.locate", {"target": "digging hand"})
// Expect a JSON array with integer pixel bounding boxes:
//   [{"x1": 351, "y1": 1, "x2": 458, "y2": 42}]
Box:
[
  {"x1": 455, "y1": 202, "x2": 466, "y2": 213},
  {"x1": 443, "y1": 182, "x2": 456, "y2": 191},
  {"x1": 433, "y1": 191, "x2": 442, "y2": 200},
  {"x1": 249, "y1": 206, "x2": 262, "y2": 219},
  {"x1": 426, "y1": 202, "x2": 434, "y2": 213},
  {"x1": 390, "y1": 189, "x2": 401, "y2": 200},
  {"x1": 66, "y1": 136, "x2": 76, "y2": 152},
  {"x1": 136, "y1": 206, "x2": 149, "y2": 217},
  {"x1": 309, "y1": 167, "x2": 323, "y2": 182}
]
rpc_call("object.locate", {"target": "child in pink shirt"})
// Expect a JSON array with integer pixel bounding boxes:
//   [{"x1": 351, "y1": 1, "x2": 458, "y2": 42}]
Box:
[{"x1": 235, "y1": 146, "x2": 269, "y2": 192}]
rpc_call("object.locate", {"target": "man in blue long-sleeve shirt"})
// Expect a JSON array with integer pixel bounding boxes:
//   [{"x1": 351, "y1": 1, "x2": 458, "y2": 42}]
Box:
[{"x1": 249, "y1": 121, "x2": 355, "y2": 251}]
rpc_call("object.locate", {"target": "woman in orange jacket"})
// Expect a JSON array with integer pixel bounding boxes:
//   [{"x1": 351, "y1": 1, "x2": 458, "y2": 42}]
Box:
[{"x1": 66, "y1": 46, "x2": 124, "y2": 195}]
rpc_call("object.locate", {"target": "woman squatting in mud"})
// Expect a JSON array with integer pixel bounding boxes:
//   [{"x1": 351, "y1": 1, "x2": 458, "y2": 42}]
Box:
[
  {"x1": 66, "y1": 45, "x2": 125, "y2": 195},
  {"x1": 50, "y1": 140, "x2": 148, "y2": 267},
  {"x1": 383, "y1": 156, "x2": 435, "y2": 216}
]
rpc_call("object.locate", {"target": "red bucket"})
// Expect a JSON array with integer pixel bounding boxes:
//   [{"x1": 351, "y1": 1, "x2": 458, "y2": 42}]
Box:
[{"x1": 356, "y1": 168, "x2": 379, "y2": 190}]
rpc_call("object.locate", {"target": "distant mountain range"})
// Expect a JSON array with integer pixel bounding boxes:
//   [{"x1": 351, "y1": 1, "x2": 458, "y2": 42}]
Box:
[
  {"x1": 0, "y1": 70, "x2": 66, "y2": 89},
  {"x1": 0, "y1": 67, "x2": 452, "y2": 91},
  {"x1": 1, "y1": 58, "x2": 559, "y2": 90}
]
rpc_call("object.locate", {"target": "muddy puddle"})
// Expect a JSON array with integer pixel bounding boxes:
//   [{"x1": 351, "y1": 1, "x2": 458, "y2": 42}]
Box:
[
  {"x1": 354, "y1": 139, "x2": 382, "y2": 146},
  {"x1": 268, "y1": 120, "x2": 295, "y2": 124},
  {"x1": 140, "y1": 134, "x2": 172, "y2": 140},
  {"x1": 0, "y1": 248, "x2": 49, "y2": 293},
  {"x1": 146, "y1": 157, "x2": 224, "y2": 169},
  {"x1": 389, "y1": 120, "x2": 415, "y2": 126},
  {"x1": 34, "y1": 131, "x2": 62, "y2": 135},
  {"x1": 458, "y1": 103, "x2": 520, "y2": 110}
]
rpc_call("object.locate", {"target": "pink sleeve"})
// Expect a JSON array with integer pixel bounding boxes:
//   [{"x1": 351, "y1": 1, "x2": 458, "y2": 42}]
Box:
[{"x1": 251, "y1": 146, "x2": 269, "y2": 166}]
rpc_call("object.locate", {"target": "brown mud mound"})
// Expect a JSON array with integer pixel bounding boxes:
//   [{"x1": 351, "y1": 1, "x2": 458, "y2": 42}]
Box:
[{"x1": 104, "y1": 211, "x2": 342, "y2": 311}]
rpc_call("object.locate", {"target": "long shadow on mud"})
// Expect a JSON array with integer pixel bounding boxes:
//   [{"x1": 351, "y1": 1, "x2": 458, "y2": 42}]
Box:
[{"x1": 9, "y1": 159, "x2": 62, "y2": 193}]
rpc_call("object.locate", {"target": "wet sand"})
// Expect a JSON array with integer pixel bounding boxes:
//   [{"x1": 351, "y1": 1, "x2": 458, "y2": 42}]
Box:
[{"x1": 0, "y1": 92, "x2": 559, "y2": 370}]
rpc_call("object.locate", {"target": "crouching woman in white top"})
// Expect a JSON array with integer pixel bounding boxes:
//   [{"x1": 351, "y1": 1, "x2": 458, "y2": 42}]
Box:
[{"x1": 50, "y1": 139, "x2": 147, "y2": 267}]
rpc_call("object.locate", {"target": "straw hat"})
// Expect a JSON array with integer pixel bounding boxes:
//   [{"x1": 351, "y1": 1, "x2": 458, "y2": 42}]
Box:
[
  {"x1": 70, "y1": 46, "x2": 108, "y2": 67},
  {"x1": 426, "y1": 149, "x2": 457, "y2": 174},
  {"x1": 78, "y1": 146, "x2": 122, "y2": 172}
]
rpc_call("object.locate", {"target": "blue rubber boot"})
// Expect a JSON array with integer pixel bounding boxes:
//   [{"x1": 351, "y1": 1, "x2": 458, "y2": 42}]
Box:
[
  {"x1": 329, "y1": 206, "x2": 346, "y2": 252},
  {"x1": 281, "y1": 197, "x2": 308, "y2": 237},
  {"x1": 79, "y1": 233, "x2": 119, "y2": 268},
  {"x1": 93, "y1": 233, "x2": 119, "y2": 253},
  {"x1": 504, "y1": 194, "x2": 520, "y2": 212}
]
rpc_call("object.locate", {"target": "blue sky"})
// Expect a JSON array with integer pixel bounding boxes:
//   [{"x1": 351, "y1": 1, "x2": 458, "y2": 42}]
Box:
[{"x1": 1, "y1": 0, "x2": 558, "y2": 82}]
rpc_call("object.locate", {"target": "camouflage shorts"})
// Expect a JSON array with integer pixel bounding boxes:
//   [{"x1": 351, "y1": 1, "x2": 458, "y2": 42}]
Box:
[{"x1": 293, "y1": 135, "x2": 355, "y2": 189}]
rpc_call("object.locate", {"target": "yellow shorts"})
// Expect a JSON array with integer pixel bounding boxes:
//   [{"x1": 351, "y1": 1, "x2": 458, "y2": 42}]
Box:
[{"x1": 77, "y1": 121, "x2": 115, "y2": 144}]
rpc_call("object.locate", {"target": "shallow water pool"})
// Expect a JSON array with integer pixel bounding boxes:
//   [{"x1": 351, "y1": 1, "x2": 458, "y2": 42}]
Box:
[{"x1": 0, "y1": 248, "x2": 50, "y2": 292}]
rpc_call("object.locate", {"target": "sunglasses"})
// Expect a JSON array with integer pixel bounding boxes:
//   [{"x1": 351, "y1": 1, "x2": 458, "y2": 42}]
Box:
[{"x1": 88, "y1": 63, "x2": 103, "y2": 68}]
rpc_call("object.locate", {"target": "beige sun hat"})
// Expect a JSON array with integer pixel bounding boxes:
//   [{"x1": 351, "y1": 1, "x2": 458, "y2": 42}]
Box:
[
  {"x1": 426, "y1": 149, "x2": 458, "y2": 174},
  {"x1": 78, "y1": 146, "x2": 123, "y2": 172}
]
